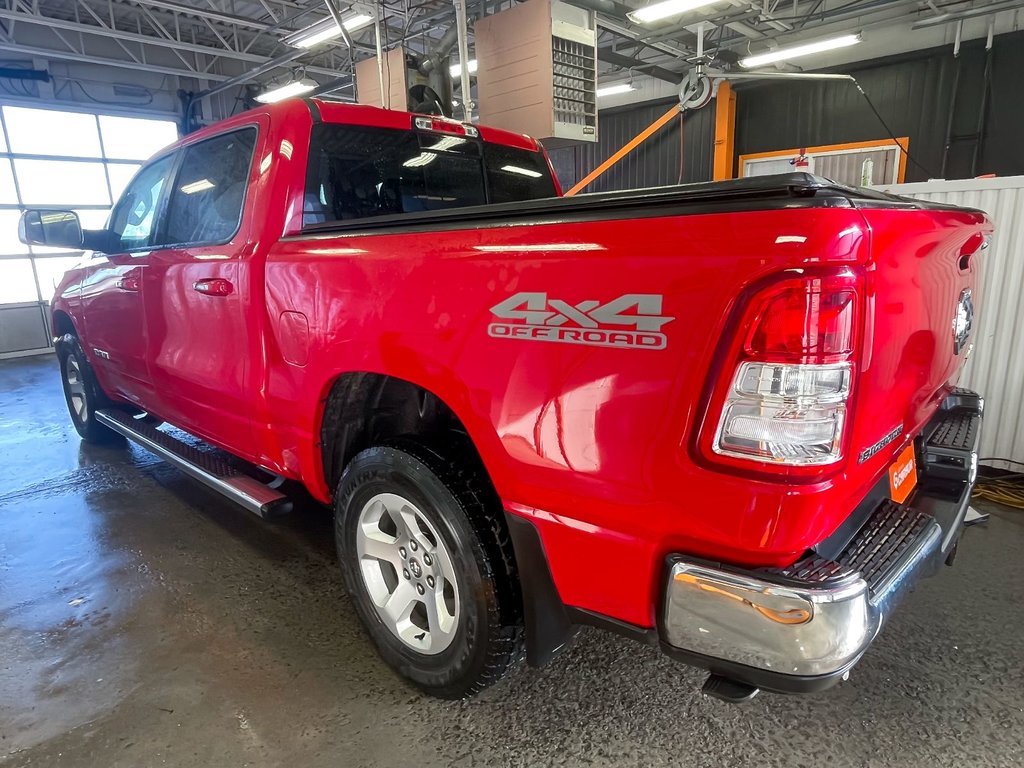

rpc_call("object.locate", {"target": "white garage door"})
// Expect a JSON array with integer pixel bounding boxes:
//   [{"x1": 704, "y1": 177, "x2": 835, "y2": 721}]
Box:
[{"x1": 0, "y1": 103, "x2": 178, "y2": 357}]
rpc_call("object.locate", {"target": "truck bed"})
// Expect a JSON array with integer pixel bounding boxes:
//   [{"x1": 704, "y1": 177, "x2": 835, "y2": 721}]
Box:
[{"x1": 297, "y1": 173, "x2": 975, "y2": 236}]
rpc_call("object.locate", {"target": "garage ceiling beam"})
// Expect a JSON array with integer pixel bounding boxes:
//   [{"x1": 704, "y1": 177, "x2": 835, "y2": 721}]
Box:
[
  {"x1": 0, "y1": 40, "x2": 234, "y2": 80},
  {"x1": 126, "y1": 0, "x2": 301, "y2": 33},
  {"x1": 0, "y1": 7, "x2": 270, "y2": 63},
  {"x1": 0, "y1": 3, "x2": 345, "y2": 79},
  {"x1": 598, "y1": 47, "x2": 683, "y2": 84},
  {"x1": 595, "y1": 16, "x2": 692, "y2": 59}
]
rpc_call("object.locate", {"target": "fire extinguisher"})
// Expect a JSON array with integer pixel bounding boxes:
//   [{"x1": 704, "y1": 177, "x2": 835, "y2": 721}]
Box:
[{"x1": 790, "y1": 148, "x2": 811, "y2": 171}]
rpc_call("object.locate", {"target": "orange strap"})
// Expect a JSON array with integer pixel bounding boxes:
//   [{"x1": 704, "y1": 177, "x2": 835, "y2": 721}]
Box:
[{"x1": 565, "y1": 103, "x2": 682, "y2": 197}]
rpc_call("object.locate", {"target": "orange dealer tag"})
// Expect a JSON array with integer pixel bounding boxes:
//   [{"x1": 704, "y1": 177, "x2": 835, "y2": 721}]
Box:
[{"x1": 889, "y1": 443, "x2": 918, "y2": 503}]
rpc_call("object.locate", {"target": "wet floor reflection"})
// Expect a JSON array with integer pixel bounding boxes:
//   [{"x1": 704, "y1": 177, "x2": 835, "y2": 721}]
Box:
[{"x1": 2, "y1": 355, "x2": 1023, "y2": 768}]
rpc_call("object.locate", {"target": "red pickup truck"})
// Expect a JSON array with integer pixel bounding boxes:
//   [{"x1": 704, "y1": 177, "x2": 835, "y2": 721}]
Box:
[{"x1": 23, "y1": 98, "x2": 988, "y2": 702}]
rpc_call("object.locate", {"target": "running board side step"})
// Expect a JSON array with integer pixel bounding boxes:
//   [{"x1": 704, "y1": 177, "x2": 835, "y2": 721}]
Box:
[{"x1": 95, "y1": 409, "x2": 292, "y2": 519}]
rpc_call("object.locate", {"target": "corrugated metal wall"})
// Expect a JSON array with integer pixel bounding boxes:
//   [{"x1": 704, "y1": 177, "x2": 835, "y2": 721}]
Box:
[
  {"x1": 546, "y1": 29, "x2": 1024, "y2": 193},
  {"x1": 735, "y1": 30, "x2": 1024, "y2": 183},
  {"x1": 547, "y1": 97, "x2": 714, "y2": 192},
  {"x1": 876, "y1": 176, "x2": 1024, "y2": 468}
]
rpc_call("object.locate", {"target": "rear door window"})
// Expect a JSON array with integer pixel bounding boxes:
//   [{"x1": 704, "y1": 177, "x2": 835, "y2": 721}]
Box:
[
  {"x1": 303, "y1": 124, "x2": 556, "y2": 227},
  {"x1": 163, "y1": 127, "x2": 257, "y2": 247}
]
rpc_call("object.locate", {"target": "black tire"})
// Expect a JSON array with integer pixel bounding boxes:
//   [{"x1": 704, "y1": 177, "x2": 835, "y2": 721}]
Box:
[
  {"x1": 334, "y1": 441, "x2": 524, "y2": 699},
  {"x1": 57, "y1": 333, "x2": 123, "y2": 444}
]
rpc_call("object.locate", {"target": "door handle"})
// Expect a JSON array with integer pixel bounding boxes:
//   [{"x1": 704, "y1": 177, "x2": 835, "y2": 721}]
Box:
[
  {"x1": 192, "y1": 278, "x2": 234, "y2": 297},
  {"x1": 115, "y1": 275, "x2": 140, "y2": 291}
]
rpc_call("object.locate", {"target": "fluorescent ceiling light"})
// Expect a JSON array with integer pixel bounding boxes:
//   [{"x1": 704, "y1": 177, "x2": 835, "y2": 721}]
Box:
[
  {"x1": 627, "y1": 0, "x2": 719, "y2": 24},
  {"x1": 427, "y1": 136, "x2": 466, "y2": 151},
  {"x1": 343, "y1": 14, "x2": 374, "y2": 29},
  {"x1": 448, "y1": 59, "x2": 478, "y2": 78},
  {"x1": 255, "y1": 78, "x2": 317, "y2": 103},
  {"x1": 284, "y1": 13, "x2": 373, "y2": 48},
  {"x1": 403, "y1": 153, "x2": 437, "y2": 168},
  {"x1": 180, "y1": 179, "x2": 215, "y2": 194},
  {"x1": 740, "y1": 33, "x2": 861, "y2": 68},
  {"x1": 596, "y1": 82, "x2": 635, "y2": 98},
  {"x1": 402, "y1": 138, "x2": 465, "y2": 167},
  {"x1": 501, "y1": 165, "x2": 543, "y2": 178}
]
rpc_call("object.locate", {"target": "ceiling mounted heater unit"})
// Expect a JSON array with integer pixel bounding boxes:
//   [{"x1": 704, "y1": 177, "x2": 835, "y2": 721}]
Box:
[{"x1": 475, "y1": 0, "x2": 598, "y2": 147}]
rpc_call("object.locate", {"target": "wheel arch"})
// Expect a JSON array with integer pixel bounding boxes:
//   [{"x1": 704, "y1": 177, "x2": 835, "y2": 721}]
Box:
[
  {"x1": 317, "y1": 370, "x2": 574, "y2": 668},
  {"x1": 318, "y1": 371, "x2": 491, "y2": 495},
  {"x1": 52, "y1": 308, "x2": 77, "y2": 339}
]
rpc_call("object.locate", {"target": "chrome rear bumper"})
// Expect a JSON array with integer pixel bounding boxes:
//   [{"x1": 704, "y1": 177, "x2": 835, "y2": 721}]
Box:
[
  {"x1": 660, "y1": 398, "x2": 980, "y2": 693},
  {"x1": 663, "y1": 504, "x2": 943, "y2": 679}
]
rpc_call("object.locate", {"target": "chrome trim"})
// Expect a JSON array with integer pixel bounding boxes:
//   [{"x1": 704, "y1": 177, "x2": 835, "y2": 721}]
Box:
[
  {"x1": 952, "y1": 288, "x2": 974, "y2": 355},
  {"x1": 94, "y1": 410, "x2": 287, "y2": 518},
  {"x1": 663, "y1": 521, "x2": 943, "y2": 677}
]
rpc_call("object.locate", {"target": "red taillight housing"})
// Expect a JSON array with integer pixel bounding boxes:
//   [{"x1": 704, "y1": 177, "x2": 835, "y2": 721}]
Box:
[
  {"x1": 702, "y1": 271, "x2": 861, "y2": 472},
  {"x1": 744, "y1": 279, "x2": 856, "y2": 362}
]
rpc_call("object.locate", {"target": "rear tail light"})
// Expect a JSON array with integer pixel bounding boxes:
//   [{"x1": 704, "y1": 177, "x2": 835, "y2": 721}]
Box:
[
  {"x1": 715, "y1": 362, "x2": 850, "y2": 464},
  {"x1": 709, "y1": 273, "x2": 860, "y2": 468},
  {"x1": 743, "y1": 279, "x2": 856, "y2": 362}
]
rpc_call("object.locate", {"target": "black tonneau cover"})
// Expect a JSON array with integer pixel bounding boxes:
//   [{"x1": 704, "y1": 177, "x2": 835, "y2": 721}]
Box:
[{"x1": 295, "y1": 172, "x2": 981, "y2": 239}]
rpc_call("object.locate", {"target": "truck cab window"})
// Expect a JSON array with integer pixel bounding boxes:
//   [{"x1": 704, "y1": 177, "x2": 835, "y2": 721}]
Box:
[
  {"x1": 304, "y1": 124, "x2": 556, "y2": 228},
  {"x1": 108, "y1": 155, "x2": 174, "y2": 251},
  {"x1": 163, "y1": 127, "x2": 257, "y2": 247}
]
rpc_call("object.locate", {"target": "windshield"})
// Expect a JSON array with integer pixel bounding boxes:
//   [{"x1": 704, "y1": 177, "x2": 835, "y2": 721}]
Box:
[{"x1": 303, "y1": 123, "x2": 556, "y2": 227}]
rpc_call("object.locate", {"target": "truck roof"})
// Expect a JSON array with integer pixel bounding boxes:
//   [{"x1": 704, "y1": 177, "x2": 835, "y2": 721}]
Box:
[{"x1": 173, "y1": 97, "x2": 543, "y2": 155}]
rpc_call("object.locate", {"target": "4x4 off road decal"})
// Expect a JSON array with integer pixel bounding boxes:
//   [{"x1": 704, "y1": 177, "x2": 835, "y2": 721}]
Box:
[{"x1": 488, "y1": 292, "x2": 674, "y2": 350}]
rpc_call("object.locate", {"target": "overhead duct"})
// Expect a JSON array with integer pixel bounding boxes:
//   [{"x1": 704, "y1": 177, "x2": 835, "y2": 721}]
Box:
[
  {"x1": 415, "y1": 23, "x2": 469, "y2": 118},
  {"x1": 418, "y1": 24, "x2": 462, "y2": 76},
  {"x1": 356, "y1": 24, "x2": 466, "y2": 115}
]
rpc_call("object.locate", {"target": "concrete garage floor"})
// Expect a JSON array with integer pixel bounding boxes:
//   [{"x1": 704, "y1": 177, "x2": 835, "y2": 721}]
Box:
[{"x1": 1, "y1": 355, "x2": 1023, "y2": 768}]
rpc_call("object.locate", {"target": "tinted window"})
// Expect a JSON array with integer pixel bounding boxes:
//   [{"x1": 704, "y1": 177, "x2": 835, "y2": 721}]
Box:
[
  {"x1": 163, "y1": 127, "x2": 257, "y2": 246},
  {"x1": 482, "y1": 143, "x2": 557, "y2": 204},
  {"x1": 304, "y1": 124, "x2": 556, "y2": 227},
  {"x1": 108, "y1": 154, "x2": 173, "y2": 251}
]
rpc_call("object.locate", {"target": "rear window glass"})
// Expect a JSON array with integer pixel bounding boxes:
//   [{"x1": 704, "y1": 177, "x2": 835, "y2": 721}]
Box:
[{"x1": 303, "y1": 124, "x2": 556, "y2": 227}]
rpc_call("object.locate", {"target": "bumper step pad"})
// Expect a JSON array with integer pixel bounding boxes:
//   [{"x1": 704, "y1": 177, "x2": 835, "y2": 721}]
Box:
[
  {"x1": 95, "y1": 409, "x2": 291, "y2": 519},
  {"x1": 928, "y1": 411, "x2": 979, "y2": 451},
  {"x1": 836, "y1": 500, "x2": 934, "y2": 593},
  {"x1": 770, "y1": 404, "x2": 981, "y2": 593},
  {"x1": 765, "y1": 499, "x2": 938, "y2": 597},
  {"x1": 924, "y1": 409, "x2": 981, "y2": 482}
]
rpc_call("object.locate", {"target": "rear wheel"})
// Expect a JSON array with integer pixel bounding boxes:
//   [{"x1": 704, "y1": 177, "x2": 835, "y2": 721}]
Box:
[
  {"x1": 58, "y1": 334, "x2": 122, "y2": 444},
  {"x1": 334, "y1": 442, "x2": 523, "y2": 699}
]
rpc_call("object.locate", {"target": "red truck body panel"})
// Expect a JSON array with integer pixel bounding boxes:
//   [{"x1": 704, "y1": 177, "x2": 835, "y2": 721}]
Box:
[{"x1": 50, "y1": 99, "x2": 989, "y2": 630}]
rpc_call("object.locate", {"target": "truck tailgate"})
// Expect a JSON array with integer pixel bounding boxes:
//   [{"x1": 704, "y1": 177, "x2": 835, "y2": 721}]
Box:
[{"x1": 850, "y1": 203, "x2": 989, "y2": 470}]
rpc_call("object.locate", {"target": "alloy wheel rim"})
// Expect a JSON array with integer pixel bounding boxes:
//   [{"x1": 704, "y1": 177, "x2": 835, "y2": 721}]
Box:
[
  {"x1": 356, "y1": 492, "x2": 460, "y2": 655},
  {"x1": 64, "y1": 357, "x2": 88, "y2": 420}
]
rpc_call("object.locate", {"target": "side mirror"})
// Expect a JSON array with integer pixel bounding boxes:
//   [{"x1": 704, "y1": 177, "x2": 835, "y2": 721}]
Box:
[{"x1": 19, "y1": 210, "x2": 84, "y2": 249}]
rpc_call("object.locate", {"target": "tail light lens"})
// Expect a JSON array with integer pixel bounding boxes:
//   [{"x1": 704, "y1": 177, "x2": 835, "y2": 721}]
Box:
[
  {"x1": 744, "y1": 280, "x2": 856, "y2": 362},
  {"x1": 710, "y1": 273, "x2": 859, "y2": 468}
]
